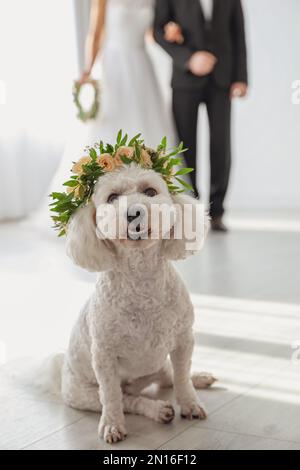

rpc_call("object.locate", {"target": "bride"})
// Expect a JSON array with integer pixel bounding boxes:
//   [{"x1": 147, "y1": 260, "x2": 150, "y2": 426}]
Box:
[
  {"x1": 82, "y1": 0, "x2": 176, "y2": 144},
  {"x1": 51, "y1": 0, "x2": 177, "y2": 189}
]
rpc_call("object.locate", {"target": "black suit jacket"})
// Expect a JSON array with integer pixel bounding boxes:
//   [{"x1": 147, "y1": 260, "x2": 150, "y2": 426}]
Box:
[{"x1": 153, "y1": 0, "x2": 248, "y2": 89}]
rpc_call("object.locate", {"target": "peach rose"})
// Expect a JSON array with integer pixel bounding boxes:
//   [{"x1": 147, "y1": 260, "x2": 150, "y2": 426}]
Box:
[
  {"x1": 72, "y1": 156, "x2": 92, "y2": 175},
  {"x1": 115, "y1": 146, "x2": 135, "y2": 160},
  {"x1": 113, "y1": 153, "x2": 124, "y2": 167},
  {"x1": 140, "y1": 149, "x2": 152, "y2": 168},
  {"x1": 98, "y1": 153, "x2": 116, "y2": 172}
]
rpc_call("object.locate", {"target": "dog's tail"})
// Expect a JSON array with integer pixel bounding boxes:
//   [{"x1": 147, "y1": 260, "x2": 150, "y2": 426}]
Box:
[
  {"x1": 4, "y1": 352, "x2": 65, "y2": 398},
  {"x1": 34, "y1": 352, "x2": 65, "y2": 396}
]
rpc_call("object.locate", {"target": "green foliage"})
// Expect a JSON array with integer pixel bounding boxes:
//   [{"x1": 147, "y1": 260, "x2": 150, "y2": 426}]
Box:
[
  {"x1": 49, "y1": 130, "x2": 193, "y2": 236},
  {"x1": 73, "y1": 79, "x2": 100, "y2": 122}
]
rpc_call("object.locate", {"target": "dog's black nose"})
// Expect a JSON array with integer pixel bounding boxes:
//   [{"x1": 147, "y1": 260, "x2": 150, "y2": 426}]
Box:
[{"x1": 127, "y1": 210, "x2": 140, "y2": 223}]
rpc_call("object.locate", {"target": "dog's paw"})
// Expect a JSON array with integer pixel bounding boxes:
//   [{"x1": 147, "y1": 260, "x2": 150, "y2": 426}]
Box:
[
  {"x1": 191, "y1": 372, "x2": 217, "y2": 389},
  {"x1": 98, "y1": 420, "x2": 127, "y2": 444},
  {"x1": 180, "y1": 401, "x2": 207, "y2": 420},
  {"x1": 154, "y1": 401, "x2": 175, "y2": 424}
]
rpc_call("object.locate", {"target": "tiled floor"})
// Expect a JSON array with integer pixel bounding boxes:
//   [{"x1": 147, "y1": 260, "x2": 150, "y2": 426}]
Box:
[{"x1": 1, "y1": 211, "x2": 300, "y2": 450}]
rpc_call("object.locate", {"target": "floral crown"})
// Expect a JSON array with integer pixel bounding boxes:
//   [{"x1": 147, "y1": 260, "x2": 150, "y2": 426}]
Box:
[{"x1": 49, "y1": 130, "x2": 193, "y2": 237}]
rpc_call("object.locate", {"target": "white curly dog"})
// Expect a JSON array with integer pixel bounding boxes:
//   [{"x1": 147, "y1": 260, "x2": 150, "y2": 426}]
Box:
[{"x1": 61, "y1": 164, "x2": 214, "y2": 444}]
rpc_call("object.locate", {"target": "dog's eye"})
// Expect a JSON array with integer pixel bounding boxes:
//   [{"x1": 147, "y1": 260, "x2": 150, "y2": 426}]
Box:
[
  {"x1": 144, "y1": 187, "x2": 157, "y2": 197},
  {"x1": 107, "y1": 193, "x2": 119, "y2": 204}
]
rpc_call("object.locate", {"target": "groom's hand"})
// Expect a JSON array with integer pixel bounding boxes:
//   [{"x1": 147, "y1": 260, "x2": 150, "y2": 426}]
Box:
[
  {"x1": 230, "y1": 82, "x2": 248, "y2": 99},
  {"x1": 164, "y1": 22, "x2": 184, "y2": 44},
  {"x1": 188, "y1": 51, "x2": 217, "y2": 77}
]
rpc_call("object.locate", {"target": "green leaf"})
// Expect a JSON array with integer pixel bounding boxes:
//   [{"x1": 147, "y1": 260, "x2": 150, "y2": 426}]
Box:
[
  {"x1": 89, "y1": 147, "x2": 97, "y2": 160},
  {"x1": 175, "y1": 168, "x2": 194, "y2": 176},
  {"x1": 135, "y1": 143, "x2": 141, "y2": 159},
  {"x1": 116, "y1": 129, "x2": 122, "y2": 144},
  {"x1": 164, "y1": 145, "x2": 188, "y2": 158},
  {"x1": 153, "y1": 155, "x2": 169, "y2": 170},
  {"x1": 164, "y1": 149, "x2": 179, "y2": 158},
  {"x1": 49, "y1": 192, "x2": 65, "y2": 200},
  {"x1": 166, "y1": 157, "x2": 182, "y2": 167},
  {"x1": 120, "y1": 155, "x2": 133, "y2": 164},
  {"x1": 52, "y1": 214, "x2": 69, "y2": 222},
  {"x1": 63, "y1": 180, "x2": 79, "y2": 187},
  {"x1": 106, "y1": 144, "x2": 114, "y2": 154},
  {"x1": 51, "y1": 199, "x2": 77, "y2": 212},
  {"x1": 65, "y1": 191, "x2": 76, "y2": 201},
  {"x1": 177, "y1": 141, "x2": 188, "y2": 154},
  {"x1": 99, "y1": 141, "x2": 105, "y2": 153},
  {"x1": 161, "y1": 136, "x2": 167, "y2": 150},
  {"x1": 175, "y1": 177, "x2": 194, "y2": 191},
  {"x1": 155, "y1": 167, "x2": 169, "y2": 175},
  {"x1": 128, "y1": 133, "x2": 141, "y2": 146},
  {"x1": 120, "y1": 133, "x2": 128, "y2": 146}
]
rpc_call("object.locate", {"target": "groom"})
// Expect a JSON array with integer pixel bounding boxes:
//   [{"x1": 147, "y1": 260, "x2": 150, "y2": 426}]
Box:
[{"x1": 154, "y1": 0, "x2": 248, "y2": 231}]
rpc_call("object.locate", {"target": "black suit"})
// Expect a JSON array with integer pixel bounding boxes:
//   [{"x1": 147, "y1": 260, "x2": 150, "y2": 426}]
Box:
[{"x1": 154, "y1": 0, "x2": 248, "y2": 216}]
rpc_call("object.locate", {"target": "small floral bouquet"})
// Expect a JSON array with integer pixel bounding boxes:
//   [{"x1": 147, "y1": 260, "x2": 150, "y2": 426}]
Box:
[
  {"x1": 49, "y1": 130, "x2": 193, "y2": 237},
  {"x1": 73, "y1": 78, "x2": 100, "y2": 122}
]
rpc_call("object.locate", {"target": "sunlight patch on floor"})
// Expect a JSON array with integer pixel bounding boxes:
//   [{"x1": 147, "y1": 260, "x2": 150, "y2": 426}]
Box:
[{"x1": 226, "y1": 214, "x2": 300, "y2": 233}]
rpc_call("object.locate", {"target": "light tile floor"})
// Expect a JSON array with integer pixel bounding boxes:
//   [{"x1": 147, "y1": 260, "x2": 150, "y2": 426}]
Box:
[{"x1": 1, "y1": 211, "x2": 300, "y2": 450}]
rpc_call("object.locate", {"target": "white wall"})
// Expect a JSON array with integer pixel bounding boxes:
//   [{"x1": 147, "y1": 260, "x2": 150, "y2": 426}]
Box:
[
  {"x1": 0, "y1": 0, "x2": 77, "y2": 219},
  {"x1": 149, "y1": 0, "x2": 300, "y2": 210}
]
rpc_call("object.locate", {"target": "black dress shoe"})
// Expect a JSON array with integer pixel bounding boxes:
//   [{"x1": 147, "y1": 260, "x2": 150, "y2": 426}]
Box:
[{"x1": 210, "y1": 217, "x2": 228, "y2": 232}]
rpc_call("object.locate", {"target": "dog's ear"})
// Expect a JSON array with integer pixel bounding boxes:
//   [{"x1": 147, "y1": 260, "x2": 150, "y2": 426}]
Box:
[
  {"x1": 66, "y1": 202, "x2": 116, "y2": 272},
  {"x1": 161, "y1": 193, "x2": 209, "y2": 260}
]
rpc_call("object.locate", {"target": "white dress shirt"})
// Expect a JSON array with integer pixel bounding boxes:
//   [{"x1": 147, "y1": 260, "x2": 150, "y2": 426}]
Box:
[{"x1": 199, "y1": 0, "x2": 213, "y2": 21}]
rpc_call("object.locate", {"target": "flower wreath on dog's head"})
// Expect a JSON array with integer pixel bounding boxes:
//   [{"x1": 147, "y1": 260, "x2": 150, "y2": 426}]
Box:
[{"x1": 49, "y1": 130, "x2": 194, "y2": 237}]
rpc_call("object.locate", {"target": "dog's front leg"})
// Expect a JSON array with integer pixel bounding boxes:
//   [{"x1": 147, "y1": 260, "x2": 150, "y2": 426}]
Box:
[
  {"x1": 91, "y1": 344, "x2": 126, "y2": 444},
  {"x1": 170, "y1": 330, "x2": 207, "y2": 420}
]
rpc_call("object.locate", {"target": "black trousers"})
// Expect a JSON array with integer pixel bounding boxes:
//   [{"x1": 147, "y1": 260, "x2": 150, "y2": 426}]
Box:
[{"x1": 173, "y1": 81, "x2": 231, "y2": 217}]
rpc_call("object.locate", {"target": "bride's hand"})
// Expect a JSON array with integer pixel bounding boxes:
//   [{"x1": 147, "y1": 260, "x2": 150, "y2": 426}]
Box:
[
  {"x1": 164, "y1": 22, "x2": 184, "y2": 45},
  {"x1": 78, "y1": 70, "x2": 91, "y2": 85}
]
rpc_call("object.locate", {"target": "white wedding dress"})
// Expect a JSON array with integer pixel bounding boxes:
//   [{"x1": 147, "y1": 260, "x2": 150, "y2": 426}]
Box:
[{"x1": 51, "y1": 0, "x2": 176, "y2": 190}]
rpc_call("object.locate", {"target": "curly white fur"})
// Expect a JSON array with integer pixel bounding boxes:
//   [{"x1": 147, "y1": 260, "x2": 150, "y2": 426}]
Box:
[{"x1": 60, "y1": 164, "x2": 214, "y2": 444}]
